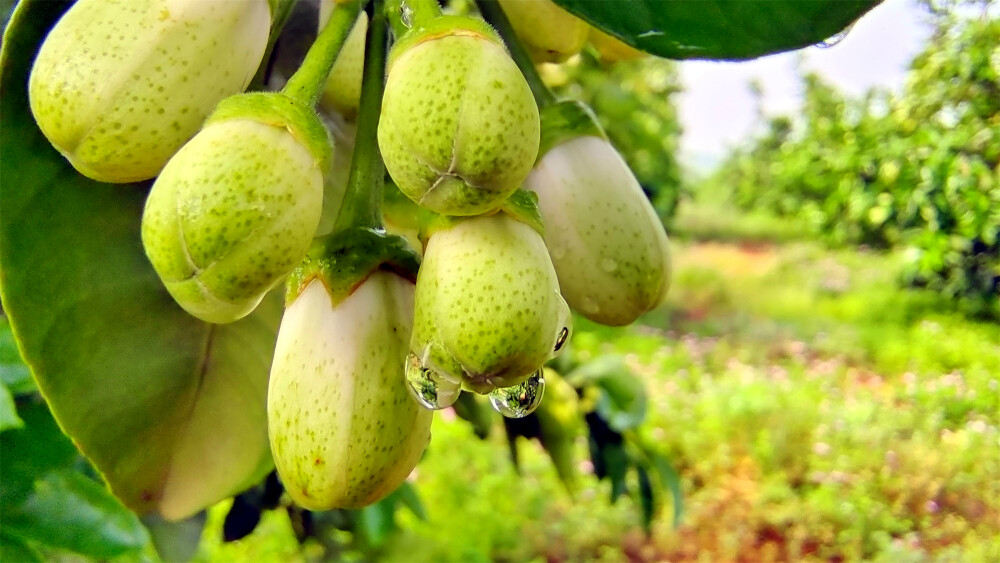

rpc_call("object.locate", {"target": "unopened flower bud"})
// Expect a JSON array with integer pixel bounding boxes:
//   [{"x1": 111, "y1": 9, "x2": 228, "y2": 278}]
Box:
[
  {"x1": 497, "y1": 0, "x2": 589, "y2": 63},
  {"x1": 29, "y1": 0, "x2": 270, "y2": 183},
  {"x1": 588, "y1": 27, "x2": 647, "y2": 62},
  {"x1": 526, "y1": 104, "x2": 670, "y2": 326},
  {"x1": 378, "y1": 17, "x2": 539, "y2": 216},
  {"x1": 268, "y1": 273, "x2": 431, "y2": 509},
  {"x1": 409, "y1": 213, "x2": 571, "y2": 394},
  {"x1": 141, "y1": 93, "x2": 330, "y2": 324}
]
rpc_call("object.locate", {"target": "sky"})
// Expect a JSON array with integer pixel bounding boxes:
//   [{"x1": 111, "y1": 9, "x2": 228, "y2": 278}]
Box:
[{"x1": 675, "y1": 0, "x2": 935, "y2": 170}]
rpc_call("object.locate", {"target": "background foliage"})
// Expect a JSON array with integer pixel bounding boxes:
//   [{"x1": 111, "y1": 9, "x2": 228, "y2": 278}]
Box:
[{"x1": 713, "y1": 9, "x2": 999, "y2": 318}]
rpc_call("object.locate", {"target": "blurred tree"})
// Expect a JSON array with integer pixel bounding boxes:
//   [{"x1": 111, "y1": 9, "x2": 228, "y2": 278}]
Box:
[{"x1": 714, "y1": 7, "x2": 999, "y2": 318}]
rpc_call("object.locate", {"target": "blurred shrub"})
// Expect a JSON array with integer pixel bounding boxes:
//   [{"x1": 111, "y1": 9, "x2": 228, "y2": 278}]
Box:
[
  {"x1": 548, "y1": 52, "x2": 685, "y2": 223},
  {"x1": 714, "y1": 12, "x2": 999, "y2": 319}
]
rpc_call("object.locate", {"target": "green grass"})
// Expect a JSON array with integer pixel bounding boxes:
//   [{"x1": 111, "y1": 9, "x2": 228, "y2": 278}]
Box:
[{"x1": 201, "y1": 200, "x2": 1000, "y2": 562}]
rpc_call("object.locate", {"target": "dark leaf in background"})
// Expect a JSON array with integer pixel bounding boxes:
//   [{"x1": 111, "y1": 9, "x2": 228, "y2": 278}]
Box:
[
  {"x1": 636, "y1": 465, "x2": 655, "y2": 535},
  {"x1": 451, "y1": 391, "x2": 493, "y2": 439},
  {"x1": 223, "y1": 493, "x2": 264, "y2": 543},
  {"x1": 552, "y1": 0, "x2": 882, "y2": 60}
]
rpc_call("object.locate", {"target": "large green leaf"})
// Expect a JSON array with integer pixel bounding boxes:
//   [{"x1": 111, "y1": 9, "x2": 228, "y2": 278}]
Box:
[
  {"x1": 0, "y1": 0, "x2": 281, "y2": 519},
  {"x1": 552, "y1": 0, "x2": 882, "y2": 60},
  {"x1": 4, "y1": 470, "x2": 150, "y2": 559}
]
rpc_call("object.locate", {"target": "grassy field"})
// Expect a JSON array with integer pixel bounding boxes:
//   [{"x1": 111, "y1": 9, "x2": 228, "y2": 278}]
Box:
[{"x1": 197, "y1": 201, "x2": 1000, "y2": 562}]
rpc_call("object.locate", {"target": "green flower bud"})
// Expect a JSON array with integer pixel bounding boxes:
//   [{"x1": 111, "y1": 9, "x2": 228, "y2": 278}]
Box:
[
  {"x1": 28, "y1": 0, "x2": 270, "y2": 183},
  {"x1": 268, "y1": 273, "x2": 431, "y2": 510},
  {"x1": 588, "y1": 27, "x2": 647, "y2": 62},
  {"x1": 497, "y1": 0, "x2": 589, "y2": 63},
  {"x1": 378, "y1": 18, "x2": 540, "y2": 216},
  {"x1": 410, "y1": 213, "x2": 571, "y2": 395},
  {"x1": 141, "y1": 93, "x2": 330, "y2": 324},
  {"x1": 526, "y1": 133, "x2": 671, "y2": 326},
  {"x1": 318, "y1": 7, "x2": 367, "y2": 120}
]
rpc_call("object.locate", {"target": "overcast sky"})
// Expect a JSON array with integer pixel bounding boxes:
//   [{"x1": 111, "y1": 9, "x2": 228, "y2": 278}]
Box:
[{"x1": 676, "y1": 0, "x2": 934, "y2": 168}]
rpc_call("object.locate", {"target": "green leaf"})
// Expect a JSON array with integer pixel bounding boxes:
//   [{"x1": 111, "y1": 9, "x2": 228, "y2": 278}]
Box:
[
  {"x1": 0, "y1": 383, "x2": 20, "y2": 431},
  {"x1": 142, "y1": 512, "x2": 207, "y2": 563},
  {"x1": 567, "y1": 356, "x2": 647, "y2": 432},
  {"x1": 0, "y1": 532, "x2": 42, "y2": 563},
  {"x1": 635, "y1": 465, "x2": 654, "y2": 535},
  {"x1": 651, "y1": 453, "x2": 684, "y2": 529},
  {"x1": 551, "y1": 0, "x2": 882, "y2": 60},
  {"x1": 0, "y1": 0, "x2": 281, "y2": 518},
  {"x1": 0, "y1": 318, "x2": 34, "y2": 395},
  {"x1": 3, "y1": 470, "x2": 150, "y2": 559},
  {"x1": 393, "y1": 482, "x2": 427, "y2": 521},
  {"x1": 0, "y1": 400, "x2": 79, "y2": 506}
]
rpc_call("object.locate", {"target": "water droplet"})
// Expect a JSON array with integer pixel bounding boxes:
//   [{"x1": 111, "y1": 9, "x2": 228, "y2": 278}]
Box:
[
  {"x1": 489, "y1": 370, "x2": 545, "y2": 418},
  {"x1": 815, "y1": 24, "x2": 854, "y2": 49},
  {"x1": 553, "y1": 327, "x2": 569, "y2": 352},
  {"x1": 551, "y1": 294, "x2": 572, "y2": 357},
  {"x1": 400, "y1": 3, "x2": 414, "y2": 27},
  {"x1": 600, "y1": 258, "x2": 618, "y2": 273},
  {"x1": 405, "y1": 353, "x2": 460, "y2": 410},
  {"x1": 549, "y1": 245, "x2": 567, "y2": 260}
]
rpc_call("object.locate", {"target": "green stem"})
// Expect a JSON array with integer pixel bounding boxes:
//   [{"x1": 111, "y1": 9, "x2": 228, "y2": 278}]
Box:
[
  {"x1": 406, "y1": 0, "x2": 442, "y2": 26},
  {"x1": 282, "y1": 0, "x2": 365, "y2": 107},
  {"x1": 249, "y1": 0, "x2": 299, "y2": 91},
  {"x1": 475, "y1": 0, "x2": 556, "y2": 107},
  {"x1": 333, "y1": 0, "x2": 389, "y2": 233}
]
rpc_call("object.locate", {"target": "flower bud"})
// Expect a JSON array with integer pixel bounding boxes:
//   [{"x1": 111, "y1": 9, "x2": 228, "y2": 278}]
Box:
[
  {"x1": 526, "y1": 134, "x2": 670, "y2": 326},
  {"x1": 410, "y1": 213, "x2": 571, "y2": 394},
  {"x1": 588, "y1": 27, "x2": 647, "y2": 62},
  {"x1": 28, "y1": 0, "x2": 270, "y2": 183},
  {"x1": 318, "y1": 7, "x2": 367, "y2": 120},
  {"x1": 268, "y1": 273, "x2": 431, "y2": 510},
  {"x1": 141, "y1": 93, "x2": 330, "y2": 324},
  {"x1": 497, "y1": 0, "x2": 589, "y2": 63},
  {"x1": 378, "y1": 18, "x2": 540, "y2": 216}
]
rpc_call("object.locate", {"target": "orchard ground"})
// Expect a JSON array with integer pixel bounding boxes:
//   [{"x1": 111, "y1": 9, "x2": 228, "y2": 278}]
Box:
[{"x1": 195, "y1": 196, "x2": 1000, "y2": 562}]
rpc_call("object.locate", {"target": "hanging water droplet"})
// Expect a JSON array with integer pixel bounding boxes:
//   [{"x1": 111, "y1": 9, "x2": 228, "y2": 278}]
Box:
[
  {"x1": 488, "y1": 370, "x2": 545, "y2": 418},
  {"x1": 815, "y1": 24, "x2": 854, "y2": 49},
  {"x1": 600, "y1": 258, "x2": 618, "y2": 273},
  {"x1": 405, "y1": 353, "x2": 460, "y2": 410}
]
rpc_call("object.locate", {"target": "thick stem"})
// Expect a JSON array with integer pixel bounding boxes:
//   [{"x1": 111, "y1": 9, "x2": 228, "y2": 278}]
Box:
[
  {"x1": 282, "y1": 0, "x2": 365, "y2": 107},
  {"x1": 475, "y1": 0, "x2": 556, "y2": 107},
  {"x1": 333, "y1": 0, "x2": 389, "y2": 233}
]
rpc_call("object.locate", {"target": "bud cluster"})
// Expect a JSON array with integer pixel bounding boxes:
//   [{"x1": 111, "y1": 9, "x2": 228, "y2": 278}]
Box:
[{"x1": 27, "y1": 0, "x2": 669, "y2": 511}]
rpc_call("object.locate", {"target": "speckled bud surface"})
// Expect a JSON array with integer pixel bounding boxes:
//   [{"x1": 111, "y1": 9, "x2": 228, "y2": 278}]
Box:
[
  {"x1": 525, "y1": 136, "x2": 671, "y2": 326},
  {"x1": 268, "y1": 274, "x2": 431, "y2": 510},
  {"x1": 589, "y1": 27, "x2": 647, "y2": 61},
  {"x1": 318, "y1": 7, "x2": 367, "y2": 120},
  {"x1": 378, "y1": 33, "x2": 540, "y2": 216},
  {"x1": 28, "y1": 0, "x2": 270, "y2": 183},
  {"x1": 411, "y1": 214, "x2": 569, "y2": 393},
  {"x1": 497, "y1": 0, "x2": 589, "y2": 63},
  {"x1": 141, "y1": 118, "x2": 323, "y2": 324}
]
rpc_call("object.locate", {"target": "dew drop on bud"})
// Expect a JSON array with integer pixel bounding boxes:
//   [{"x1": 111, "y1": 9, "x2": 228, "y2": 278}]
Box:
[
  {"x1": 488, "y1": 370, "x2": 545, "y2": 418},
  {"x1": 600, "y1": 258, "x2": 618, "y2": 273},
  {"x1": 405, "y1": 353, "x2": 460, "y2": 410},
  {"x1": 551, "y1": 294, "x2": 572, "y2": 358}
]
